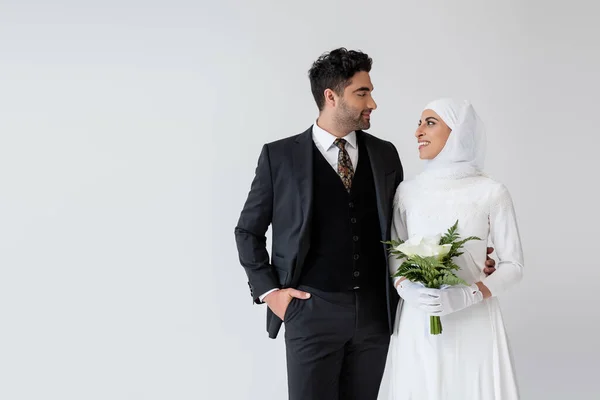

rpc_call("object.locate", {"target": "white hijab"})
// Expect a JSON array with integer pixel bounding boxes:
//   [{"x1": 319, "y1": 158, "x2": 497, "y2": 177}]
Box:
[{"x1": 420, "y1": 98, "x2": 486, "y2": 179}]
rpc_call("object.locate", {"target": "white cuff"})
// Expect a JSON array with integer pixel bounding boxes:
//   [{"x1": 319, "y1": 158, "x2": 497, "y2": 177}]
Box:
[
  {"x1": 481, "y1": 261, "x2": 523, "y2": 297},
  {"x1": 259, "y1": 288, "x2": 279, "y2": 303}
]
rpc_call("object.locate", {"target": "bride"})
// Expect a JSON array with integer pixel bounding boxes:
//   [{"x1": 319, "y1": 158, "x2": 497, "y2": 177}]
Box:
[{"x1": 383, "y1": 98, "x2": 524, "y2": 399}]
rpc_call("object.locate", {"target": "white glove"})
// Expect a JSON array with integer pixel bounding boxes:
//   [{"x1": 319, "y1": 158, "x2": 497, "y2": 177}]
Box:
[
  {"x1": 418, "y1": 284, "x2": 483, "y2": 316},
  {"x1": 396, "y1": 279, "x2": 425, "y2": 308}
]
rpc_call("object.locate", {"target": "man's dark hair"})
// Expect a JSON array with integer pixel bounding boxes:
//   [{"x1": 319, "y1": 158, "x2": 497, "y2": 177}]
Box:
[{"x1": 308, "y1": 48, "x2": 372, "y2": 111}]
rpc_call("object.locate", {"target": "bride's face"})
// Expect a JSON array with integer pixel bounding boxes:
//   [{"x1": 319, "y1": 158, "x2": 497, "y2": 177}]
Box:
[{"x1": 415, "y1": 109, "x2": 451, "y2": 160}]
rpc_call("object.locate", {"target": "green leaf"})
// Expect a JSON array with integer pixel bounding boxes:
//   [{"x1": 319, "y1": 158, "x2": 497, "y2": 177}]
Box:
[
  {"x1": 382, "y1": 239, "x2": 405, "y2": 247},
  {"x1": 440, "y1": 220, "x2": 460, "y2": 245}
]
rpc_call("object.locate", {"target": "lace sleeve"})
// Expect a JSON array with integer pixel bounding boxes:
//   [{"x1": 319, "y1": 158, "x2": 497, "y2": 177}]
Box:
[
  {"x1": 481, "y1": 184, "x2": 524, "y2": 296},
  {"x1": 389, "y1": 184, "x2": 408, "y2": 283}
]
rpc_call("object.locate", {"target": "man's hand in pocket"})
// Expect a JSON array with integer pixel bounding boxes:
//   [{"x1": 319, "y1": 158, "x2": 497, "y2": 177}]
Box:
[{"x1": 264, "y1": 288, "x2": 311, "y2": 320}]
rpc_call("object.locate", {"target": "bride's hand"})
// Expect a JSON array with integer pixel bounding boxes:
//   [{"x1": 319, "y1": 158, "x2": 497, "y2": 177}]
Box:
[
  {"x1": 396, "y1": 279, "x2": 425, "y2": 308},
  {"x1": 417, "y1": 284, "x2": 483, "y2": 316}
]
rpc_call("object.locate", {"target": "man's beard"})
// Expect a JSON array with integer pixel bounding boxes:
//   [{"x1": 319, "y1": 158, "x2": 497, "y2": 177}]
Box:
[{"x1": 335, "y1": 100, "x2": 370, "y2": 132}]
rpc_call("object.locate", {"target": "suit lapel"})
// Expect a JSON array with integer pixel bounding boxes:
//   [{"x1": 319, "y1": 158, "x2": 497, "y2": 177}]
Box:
[
  {"x1": 292, "y1": 128, "x2": 314, "y2": 266},
  {"x1": 361, "y1": 131, "x2": 390, "y2": 240}
]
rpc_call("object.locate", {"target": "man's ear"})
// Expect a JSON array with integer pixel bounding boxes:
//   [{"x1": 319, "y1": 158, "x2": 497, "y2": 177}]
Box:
[{"x1": 323, "y1": 88, "x2": 337, "y2": 108}]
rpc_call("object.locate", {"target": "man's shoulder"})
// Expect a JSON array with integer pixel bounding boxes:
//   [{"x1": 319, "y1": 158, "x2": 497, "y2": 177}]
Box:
[
  {"x1": 360, "y1": 131, "x2": 402, "y2": 171},
  {"x1": 264, "y1": 127, "x2": 312, "y2": 150},
  {"x1": 360, "y1": 131, "x2": 397, "y2": 152},
  {"x1": 360, "y1": 130, "x2": 387, "y2": 144}
]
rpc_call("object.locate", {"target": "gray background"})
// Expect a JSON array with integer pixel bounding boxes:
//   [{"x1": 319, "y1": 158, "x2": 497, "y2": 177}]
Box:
[{"x1": 1, "y1": 0, "x2": 599, "y2": 399}]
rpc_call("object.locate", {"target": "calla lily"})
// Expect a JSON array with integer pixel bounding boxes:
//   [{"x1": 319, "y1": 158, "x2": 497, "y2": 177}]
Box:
[{"x1": 396, "y1": 234, "x2": 452, "y2": 259}]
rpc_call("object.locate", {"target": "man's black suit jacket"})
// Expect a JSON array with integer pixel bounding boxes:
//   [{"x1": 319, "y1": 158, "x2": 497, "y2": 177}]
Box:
[{"x1": 234, "y1": 127, "x2": 404, "y2": 338}]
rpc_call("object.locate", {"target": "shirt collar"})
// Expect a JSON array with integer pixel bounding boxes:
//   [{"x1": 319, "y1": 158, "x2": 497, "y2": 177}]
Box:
[{"x1": 312, "y1": 121, "x2": 357, "y2": 151}]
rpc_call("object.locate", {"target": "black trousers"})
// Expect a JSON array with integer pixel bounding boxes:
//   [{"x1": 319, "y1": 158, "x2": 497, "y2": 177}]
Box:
[{"x1": 283, "y1": 285, "x2": 390, "y2": 400}]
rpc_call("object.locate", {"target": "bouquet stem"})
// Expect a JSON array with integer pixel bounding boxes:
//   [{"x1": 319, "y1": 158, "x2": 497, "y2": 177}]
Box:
[{"x1": 430, "y1": 315, "x2": 442, "y2": 335}]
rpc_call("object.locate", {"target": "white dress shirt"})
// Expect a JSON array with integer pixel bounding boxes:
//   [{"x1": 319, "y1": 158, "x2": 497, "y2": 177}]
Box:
[
  {"x1": 311, "y1": 122, "x2": 359, "y2": 173},
  {"x1": 259, "y1": 122, "x2": 358, "y2": 302}
]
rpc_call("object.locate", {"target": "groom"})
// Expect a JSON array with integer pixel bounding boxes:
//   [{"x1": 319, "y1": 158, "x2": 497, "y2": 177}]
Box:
[{"x1": 234, "y1": 48, "x2": 496, "y2": 400}]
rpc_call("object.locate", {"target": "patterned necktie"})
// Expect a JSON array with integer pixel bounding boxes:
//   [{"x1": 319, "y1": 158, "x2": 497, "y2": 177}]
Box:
[{"x1": 333, "y1": 138, "x2": 354, "y2": 193}]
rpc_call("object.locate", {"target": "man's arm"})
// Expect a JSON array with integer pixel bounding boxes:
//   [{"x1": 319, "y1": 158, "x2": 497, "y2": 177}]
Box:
[
  {"x1": 234, "y1": 144, "x2": 279, "y2": 303},
  {"x1": 387, "y1": 141, "x2": 404, "y2": 188}
]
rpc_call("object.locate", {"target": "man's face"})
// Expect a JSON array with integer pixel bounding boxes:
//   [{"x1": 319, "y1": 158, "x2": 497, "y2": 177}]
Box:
[{"x1": 334, "y1": 71, "x2": 377, "y2": 132}]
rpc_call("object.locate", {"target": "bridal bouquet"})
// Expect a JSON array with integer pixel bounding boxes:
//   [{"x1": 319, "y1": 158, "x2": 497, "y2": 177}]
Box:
[{"x1": 384, "y1": 221, "x2": 480, "y2": 335}]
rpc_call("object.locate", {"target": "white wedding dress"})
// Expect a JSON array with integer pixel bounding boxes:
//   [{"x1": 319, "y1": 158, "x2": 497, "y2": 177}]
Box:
[{"x1": 381, "y1": 169, "x2": 524, "y2": 400}]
